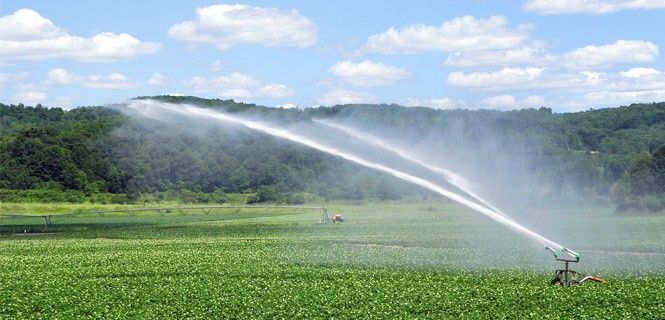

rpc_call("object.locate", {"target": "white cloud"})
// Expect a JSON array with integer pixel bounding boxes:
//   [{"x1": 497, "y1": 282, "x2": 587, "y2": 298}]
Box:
[
  {"x1": 318, "y1": 89, "x2": 378, "y2": 105},
  {"x1": 329, "y1": 60, "x2": 410, "y2": 86},
  {"x1": 481, "y1": 94, "x2": 517, "y2": 109},
  {"x1": 0, "y1": 9, "x2": 160, "y2": 62},
  {"x1": 219, "y1": 88, "x2": 253, "y2": 99},
  {"x1": 0, "y1": 72, "x2": 30, "y2": 87},
  {"x1": 168, "y1": 4, "x2": 317, "y2": 50},
  {"x1": 580, "y1": 71, "x2": 604, "y2": 81},
  {"x1": 523, "y1": 0, "x2": 665, "y2": 14},
  {"x1": 448, "y1": 67, "x2": 665, "y2": 110},
  {"x1": 451, "y1": 68, "x2": 665, "y2": 94},
  {"x1": 257, "y1": 83, "x2": 293, "y2": 98},
  {"x1": 563, "y1": 40, "x2": 658, "y2": 67},
  {"x1": 429, "y1": 98, "x2": 465, "y2": 109},
  {"x1": 523, "y1": 95, "x2": 546, "y2": 106},
  {"x1": 184, "y1": 72, "x2": 291, "y2": 99},
  {"x1": 147, "y1": 73, "x2": 168, "y2": 86},
  {"x1": 411, "y1": 95, "x2": 544, "y2": 110},
  {"x1": 476, "y1": 95, "x2": 549, "y2": 109},
  {"x1": 275, "y1": 103, "x2": 299, "y2": 109},
  {"x1": 584, "y1": 90, "x2": 665, "y2": 103},
  {"x1": 619, "y1": 67, "x2": 662, "y2": 78},
  {"x1": 83, "y1": 73, "x2": 137, "y2": 89},
  {"x1": 447, "y1": 67, "x2": 544, "y2": 87},
  {"x1": 13, "y1": 91, "x2": 47, "y2": 104},
  {"x1": 403, "y1": 97, "x2": 466, "y2": 109},
  {"x1": 44, "y1": 68, "x2": 139, "y2": 89},
  {"x1": 185, "y1": 72, "x2": 261, "y2": 94},
  {"x1": 46, "y1": 68, "x2": 76, "y2": 85},
  {"x1": 13, "y1": 81, "x2": 40, "y2": 92},
  {"x1": 446, "y1": 40, "x2": 659, "y2": 69},
  {"x1": 210, "y1": 59, "x2": 224, "y2": 72},
  {"x1": 364, "y1": 16, "x2": 530, "y2": 54},
  {"x1": 445, "y1": 46, "x2": 551, "y2": 67}
]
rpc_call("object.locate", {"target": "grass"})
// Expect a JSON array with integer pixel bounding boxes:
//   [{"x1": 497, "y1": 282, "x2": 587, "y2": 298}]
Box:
[
  {"x1": 0, "y1": 193, "x2": 255, "y2": 216},
  {"x1": 1, "y1": 200, "x2": 664, "y2": 319}
]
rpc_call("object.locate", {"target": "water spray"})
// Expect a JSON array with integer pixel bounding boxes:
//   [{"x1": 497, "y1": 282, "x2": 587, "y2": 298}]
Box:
[
  {"x1": 313, "y1": 119, "x2": 509, "y2": 218},
  {"x1": 317, "y1": 119, "x2": 608, "y2": 286},
  {"x1": 125, "y1": 100, "x2": 606, "y2": 284}
]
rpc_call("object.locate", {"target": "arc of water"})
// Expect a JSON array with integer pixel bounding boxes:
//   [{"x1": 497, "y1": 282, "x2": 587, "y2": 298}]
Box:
[
  {"x1": 127, "y1": 100, "x2": 564, "y2": 252},
  {"x1": 314, "y1": 119, "x2": 509, "y2": 218}
]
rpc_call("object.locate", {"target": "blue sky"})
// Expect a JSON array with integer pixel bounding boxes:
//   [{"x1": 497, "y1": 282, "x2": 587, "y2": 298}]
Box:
[{"x1": 1, "y1": 0, "x2": 664, "y2": 111}]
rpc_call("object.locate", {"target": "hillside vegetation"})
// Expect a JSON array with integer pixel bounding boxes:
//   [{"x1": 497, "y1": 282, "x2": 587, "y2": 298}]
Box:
[{"x1": 1, "y1": 97, "x2": 664, "y2": 213}]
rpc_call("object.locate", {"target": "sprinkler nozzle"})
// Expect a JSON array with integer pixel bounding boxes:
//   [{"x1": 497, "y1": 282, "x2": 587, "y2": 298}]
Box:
[
  {"x1": 562, "y1": 247, "x2": 579, "y2": 258},
  {"x1": 546, "y1": 246, "x2": 580, "y2": 262},
  {"x1": 545, "y1": 246, "x2": 558, "y2": 258}
]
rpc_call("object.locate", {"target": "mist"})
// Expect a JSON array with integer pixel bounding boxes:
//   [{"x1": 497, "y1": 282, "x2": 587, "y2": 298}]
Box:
[{"x1": 115, "y1": 99, "x2": 665, "y2": 274}]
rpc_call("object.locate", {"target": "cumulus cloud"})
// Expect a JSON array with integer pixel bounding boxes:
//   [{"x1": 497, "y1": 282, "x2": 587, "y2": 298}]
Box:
[
  {"x1": 403, "y1": 97, "x2": 466, "y2": 109},
  {"x1": 168, "y1": 4, "x2": 317, "y2": 50},
  {"x1": 445, "y1": 46, "x2": 552, "y2": 67},
  {"x1": 13, "y1": 91, "x2": 47, "y2": 104},
  {"x1": 448, "y1": 67, "x2": 665, "y2": 93},
  {"x1": 429, "y1": 98, "x2": 465, "y2": 109},
  {"x1": 584, "y1": 90, "x2": 665, "y2": 104},
  {"x1": 184, "y1": 72, "x2": 292, "y2": 98},
  {"x1": 275, "y1": 103, "x2": 299, "y2": 109},
  {"x1": 257, "y1": 84, "x2": 293, "y2": 98},
  {"x1": 329, "y1": 60, "x2": 410, "y2": 86},
  {"x1": 318, "y1": 89, "x2": 378, "y2": 105},
  {"x1": 46, "y1": 68, "x2": 76, "y2": 85},
  {"x1": 523, "y1": 0, "x2": 665, "y2": 14},
  {"x1": 83, "y1": 73, "x2": 138, "y2": 89},
  {"x1": 481, "y1": 94, "x2": 517, "y2": 109},
  {"x1": 364, "y1": 16, "x2": 530, "y2": 54},
  {"x1": 619, "y1": 67, "x2": 662, "y2": 78},
  {"x1": 447, "y1": 67, "x2": 665, "y2": 110},
  {"x1": 219, "y1": 88, "x2": 253, "y2": 99},
  {"x1": 44, "y1": 68, "x2": 139, "y2": 89},
  {"x1": 447, "y1": 67, "x2": 544, "y2": 88},
  {"x1": 0, "y1": 9, "x2": 159, "y2": 62},
  {"x1": 147, "y1": 73, "x2": 168, "y2": 86},
  {"x1": 446, "y1": 40, "x2": 659, "y2": 69},
  {"x1": 523, "y1": 95, "x2": 546, "y2": 106},
  {"x1": 210, "y1": 59, "x2": 224, "y2": 72},
  {"x1": 185, "y1": 73, "x2": 260, "y2": 94},
  {"x1": 563, "y1": 40, "x2": 659, "y2": 67},
  {"x1": 0, "y1": 72, "x2": 30, "y2": 87},
  {"x1": 478, "y1": 95, "x2": 549, "y2": 109}
]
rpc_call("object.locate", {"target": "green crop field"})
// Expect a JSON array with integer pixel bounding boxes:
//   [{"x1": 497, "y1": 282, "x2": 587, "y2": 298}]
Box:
[{"x1": 1, "y1": 200, "x2": 664, "y2": 319}]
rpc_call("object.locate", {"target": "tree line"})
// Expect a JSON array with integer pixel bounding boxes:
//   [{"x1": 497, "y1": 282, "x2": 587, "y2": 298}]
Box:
[{"x1": 1, "y1": 97, "x2": 664, "y2": 213}]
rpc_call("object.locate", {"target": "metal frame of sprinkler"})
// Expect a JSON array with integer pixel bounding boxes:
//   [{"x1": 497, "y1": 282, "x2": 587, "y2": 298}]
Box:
[{"x1": 546, "y1": 247, "x2": 607, "y2": 286}]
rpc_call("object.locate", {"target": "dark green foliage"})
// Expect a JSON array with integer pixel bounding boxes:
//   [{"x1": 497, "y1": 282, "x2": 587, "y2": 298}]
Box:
[
  {"x1": 0, "y1": 189, "x2": 88, "y2": 203},
  {"x1": 0, "y1": 101, "x2": 406, "y2": 203},
  {"x1": 613, "y1": 145, "x2": 665, "y2": 212},
  {"x1": 252, "y1": 186, "x2": 279, "y2": 203}
]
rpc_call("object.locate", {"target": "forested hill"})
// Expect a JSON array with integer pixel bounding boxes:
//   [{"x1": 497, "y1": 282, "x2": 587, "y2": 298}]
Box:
[{"x1": 1, "y1": 97, "x2": 664, "y2": 213}]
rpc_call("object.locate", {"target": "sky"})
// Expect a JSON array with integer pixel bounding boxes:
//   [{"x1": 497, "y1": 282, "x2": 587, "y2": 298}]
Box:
[{"x1": 1, "y1": 0, "x2": 664, "y2": 112}]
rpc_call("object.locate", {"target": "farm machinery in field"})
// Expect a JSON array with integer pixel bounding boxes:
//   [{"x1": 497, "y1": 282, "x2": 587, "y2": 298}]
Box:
[{"x1": 546, "y1": 247, "x2": 608, "y2": 286}]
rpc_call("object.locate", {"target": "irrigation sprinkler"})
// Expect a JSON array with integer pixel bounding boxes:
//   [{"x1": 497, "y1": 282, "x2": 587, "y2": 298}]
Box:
[
  {"x1": 319, "y1": 208, "x2": 331, "y2": 224},
  {"x1": 546, "y1": 246, "x2": 607, "y2": 286}
]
